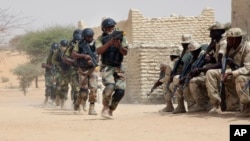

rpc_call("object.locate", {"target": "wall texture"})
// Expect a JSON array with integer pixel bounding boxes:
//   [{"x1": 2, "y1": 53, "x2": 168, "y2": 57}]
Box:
[
  {"x1": 91, "y1": 8, "x2": 215, "y2": 44},
  {"x1": 232, "y1": 0, "x2": 250, "y2": 38},
  {"x1": 122, "y1": 43, "x2": 180, "y2": 104}
]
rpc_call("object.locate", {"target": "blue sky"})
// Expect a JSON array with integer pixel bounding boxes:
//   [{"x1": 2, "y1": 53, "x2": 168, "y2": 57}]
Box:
[{"x1": 1, "y1": 0, "x2": 231, "y2": 40}]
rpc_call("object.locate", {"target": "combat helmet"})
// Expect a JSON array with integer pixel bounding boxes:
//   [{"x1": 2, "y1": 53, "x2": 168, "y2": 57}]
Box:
[
  {"x1": 101, "y1": 18, "x2": 116, "y2": 28},
  {"x1": 51, "y1": 42, "x2": 59, "y2": 50},
  {"x1": 73, "y1": 29, "x2": 82, "y2": 41},
  {"x1": 60, "y1": 40, "x2": 69, "y2": 47},
  {"x1": 82, "y1": 28, "x2": 94, "y2": 38}
]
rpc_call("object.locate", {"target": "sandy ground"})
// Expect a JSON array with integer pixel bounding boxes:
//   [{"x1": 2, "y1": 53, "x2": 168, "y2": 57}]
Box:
[{"x1": 0, "y1": 88, "x2": 249, "y2": 141}]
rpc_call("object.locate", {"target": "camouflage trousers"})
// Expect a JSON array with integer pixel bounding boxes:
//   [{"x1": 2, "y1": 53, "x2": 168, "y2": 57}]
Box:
[
  {"x1": 170, "y1": 75, "x2": 195, "y2": 110},
  {"x1": 69, "y1": 68, "x2": 80, "y2": 103},
  {"x1": 75, "y1": 67, "x2": 98, "y2": 105},
  {"x1": 55, "y1": 69, "x2": 71, "y2": 100},
  {"x1": 44, "y1": 71, "x2": 56, "y2": 100},
  {"x1": 206, "y1": 69, "x2": 241, "y2": 111},
  {"x1": 189, "y1": 75, "x2": 210, "y2": 108},
  {"x1": 100, "y1": 64, "x2": 126, "y2": 110}
]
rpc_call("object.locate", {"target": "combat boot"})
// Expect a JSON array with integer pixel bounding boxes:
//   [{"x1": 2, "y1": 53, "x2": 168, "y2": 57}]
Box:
[
  {"x1": 44, "y1": 96, "x2": 49, "y2": 105},
  {"x1": 88, "y1": 103, "x2": 97, "y2": 115},
  {"x1": 188, "y1": 104, "x2": 207, "y2": 113},
  {"x1": 236, "y1": 103, "x2": 250, "y2": 117},
  {"x1": 60, "y1": 98, "x2": 65, "y2": 109},
  {"x1": 55, "y1": 95, "x2": 60, "y2": 106},
  {"x1": 82, "y1": 100, "x2": 87, "y2": 112},
  {"x1": 101, "y1": 106, "x2": 113, "y2": 119},
  {"x1": 172, "y1": 97, "x2": 186, "y2": 114},
  {"x1": 159, "y1": 100, "x2": 174, "y2": 112},
  {"x1": 208, "y1": 100, "x2": 221, "y2": 114}
]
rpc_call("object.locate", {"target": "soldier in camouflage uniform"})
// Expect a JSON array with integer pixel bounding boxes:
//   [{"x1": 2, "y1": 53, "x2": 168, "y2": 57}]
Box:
[
  {"x1": 168, "y1": 34, "x2": 193, "y2": 114},
  {"x1": 95, "y1": 18, "x2": 129, "y2": 119},
  {"x1": 51, "y1": 40, "x2": 72, "y2": 109},
  {"x1": 42, "y1": 43, "x2": 59, "y2": 105},
  {"x1": 72, "y1": 28, "x2": 98, "y2": 115},
  {"x1": 63, "y1": 29, "x2": 82, "y2": 105},
  {"x1": 207, "y1": 28, "x2": 250, "y2": 116}
]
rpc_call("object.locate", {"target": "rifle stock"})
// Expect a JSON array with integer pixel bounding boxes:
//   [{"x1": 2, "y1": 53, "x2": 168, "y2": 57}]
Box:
[{"x1": 147, "y1": 79, "x2": 162, "y2": 97}]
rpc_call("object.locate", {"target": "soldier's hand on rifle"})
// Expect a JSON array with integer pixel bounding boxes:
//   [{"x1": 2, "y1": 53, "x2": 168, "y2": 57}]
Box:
[
  {"x1": 179, "y1": 77, "x2": 186, "y2": 85},
  {"x1": 223, "y1": 72, "x2": 233, "y2": 80},
  {"x1": 226, "y1": 58, "x2": 239, "y2": 70},
  {"x1": 204, "y1": 53, "x2": 216, "y2": 63},
  {"x1": 190, "y1": 68, "x2": 201, "y2": 77},
  {"x1": 205, "y1": 53, "x2": 211, "y2": 62},
  {"x1": 84, "y1": 55, "x2": 92, "y2": 60},
  {"x1": 84, "y1": 55, "x2": 93, "y2": 65},
  {"x1": 112, "y1": 39, "x2": 121, "y2": 48}
]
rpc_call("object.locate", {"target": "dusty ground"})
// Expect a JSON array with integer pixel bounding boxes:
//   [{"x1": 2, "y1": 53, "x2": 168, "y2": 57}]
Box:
[
  {"x1": 0, "y1": 88, "x2": 249, "y2": 141},
  {"x1": 0, "y1": 50, "x2": 249, "y2": 141}
]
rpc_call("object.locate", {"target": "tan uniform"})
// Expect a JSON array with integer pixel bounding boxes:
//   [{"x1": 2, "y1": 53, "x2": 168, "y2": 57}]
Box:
[
  {"x1": 158, "y1": 58, "x2": 179, "y2": 112},
  {"x1": 206, "y1": 40, "x2": 250, "y2": 111},
  {"x1": 188, "y1": 39, "x2": 227, "y2": 112}
]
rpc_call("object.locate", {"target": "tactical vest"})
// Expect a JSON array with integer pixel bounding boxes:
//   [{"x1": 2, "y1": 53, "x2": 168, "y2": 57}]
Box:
[
  {"x1": 101, "y1": 33, "x2": 123, "y2": 67},
  {"x1": 77, "y1": 40, "x2": 97, "y2": 68},
  {"x1": 55, "y1": 48, "x2": 71, "y2": 71}
]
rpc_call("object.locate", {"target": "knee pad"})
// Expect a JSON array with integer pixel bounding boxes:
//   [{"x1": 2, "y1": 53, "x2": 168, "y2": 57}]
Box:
[{"x1": 112, "y1": 89, "x2": 125, "y2": 103}]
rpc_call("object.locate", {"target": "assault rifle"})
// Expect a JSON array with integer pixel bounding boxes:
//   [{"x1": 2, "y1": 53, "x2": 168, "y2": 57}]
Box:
[
  {"x1": 220, "y1": 56, "x2": 227, "y2": 111},
  {"x1": 147, "y1": 71, "x2": 165, "y2": 97},
  {"x1": 204, "y1": 40, "x2": 216, "y2": 64},
  {"x1": 147, "y1": 80, "x2": 163, "y2": 97},
  {"x1": 84, "y1": 43, "x2": 98, "y2": 67},
  {"x1": 219, "y1": 56, "x2": 240, "y2": 111},
  {"x1": 166, "y1": 46, "x2": 188, "y2": 93},
  {"x1": 169, "y1": 58, "x2": 193, "y2": 97},
  {"x1": 181, "y1": 53, "x2": 206, "y2": 89},
  {"x1": 102, "y1": 30, "x2": 124, "y2": 42}
]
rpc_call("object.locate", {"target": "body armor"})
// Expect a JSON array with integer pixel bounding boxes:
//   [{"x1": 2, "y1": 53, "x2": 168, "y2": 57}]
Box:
[
  {"x1": 77, "y1": 40, "x2": 97, "y2": 68},
  {"x1": 101, "y1": 34, "x2": 123, "y2": 67}
]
